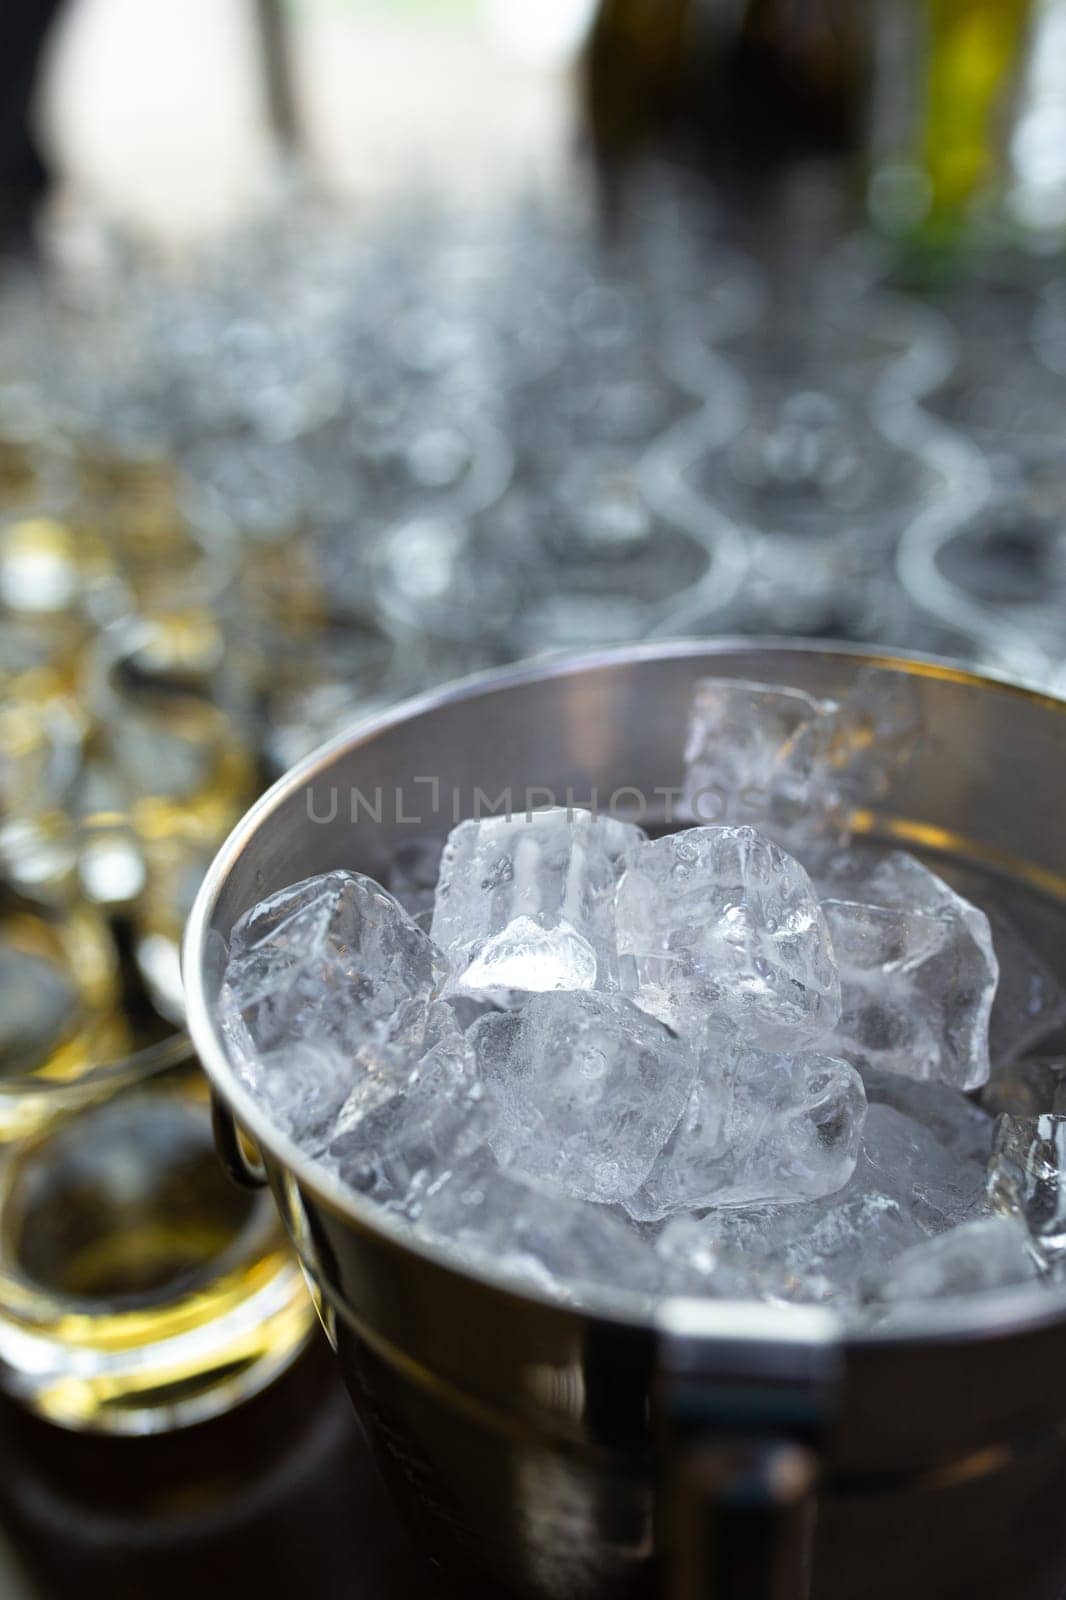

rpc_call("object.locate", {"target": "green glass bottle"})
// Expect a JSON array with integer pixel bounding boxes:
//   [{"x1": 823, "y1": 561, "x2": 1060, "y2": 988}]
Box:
[{"x1": 868, "y1": 0, "x2": 1038, "y2": 275}]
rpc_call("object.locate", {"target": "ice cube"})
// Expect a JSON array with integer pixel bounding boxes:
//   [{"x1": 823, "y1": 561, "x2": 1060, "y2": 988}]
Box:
[
  {"x1": 615, "y1": 825, "x2": 840, "y2": 1048},
  {"x1": 219, "y1": 870, "x2": 454, "y2": 1161},
  {"x1": 416, "y1": 1147, "x2": 660, "y2": 1300},
  {"x1": 682, "y1": 669, "x2": 921, "y2": 850},
  {"x1": 699, "y1": 1178, "x2": 924, "y2": 1306},
  {"x1": 472, "y1": 990, "x2": 696, "y2": 1205},
  {"x1": 222, "y1": 869, "x2": 447, "y2": 1057},
  {"x1": 820, "y1": 851, "x2": 998, "y2": 1090},
  {"x1": 625, "y1": 1039, "x2": 865, "y2": 1220},
  {"x1": 988, "y1": 1112, "x2": 1066, "y2": 1258},
  {"x1": 222, "y1": 1025, "x2": 355, "y2": 1153},
  {"x1": 861, "y1": 1065, "x2": 994, "y2": 1173},
  {"x1": 337, "y1": 995, "x2": 476, "y2": 1121},
  {"x1": 324, "y1": 999, "x2": 485, "y2": 1213},
  {"x1": 454, "y1": 914, "x2": 597, "y2": 1004},
  {"x1": 690, "y1": 1086, "x2": 992, "y2": 1305},
  {"x1": 681, "y1": 679, "x2": 834, "y2": 835},
  {"x1": 858, "y1": 1083, "x2": 992, "y2": 1233},
  {"x1": 862, "y1": 1216, "x2": 1042, "y2": 1306},
  {"x1": 859, "y1": 1100, "x2": 989, "y2": 1232},
  {"x1": 431, "y1": 807, "x2": 643, "y2": 993},
  {"x1": 655, "y1": 1214, "x2": 815, "y2": 1302},
  {"x1": 858, "y1": 1067, "x2": 994, "y2": 1235},
  {"x1": 818, "y1": 667, "x2": 923, "y2": 812},
  {"x1": 444, "y1": 992, "x2": 505, "y2": 1031},
  {"x1": 219, "y1": 988, "x2": 478, "y2": 1183}
]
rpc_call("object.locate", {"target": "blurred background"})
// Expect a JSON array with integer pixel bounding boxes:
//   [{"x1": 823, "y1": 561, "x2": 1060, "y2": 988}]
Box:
[{"x1": 1, "y1": 0, "x2": 1066, "y2": 1594}]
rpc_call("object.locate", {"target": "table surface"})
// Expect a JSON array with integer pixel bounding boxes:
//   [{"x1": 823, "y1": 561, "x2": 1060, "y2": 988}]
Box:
[{"x1": 0, "y1": 1339, "x2": 436, "y2": 1600}]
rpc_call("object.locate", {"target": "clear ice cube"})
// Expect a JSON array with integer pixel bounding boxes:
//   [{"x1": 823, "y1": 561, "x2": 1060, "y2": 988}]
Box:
[
  {"x1": 698, "y1": 1178, "x2": 924, "y2": 1306},
  {"x1": 472, "y1": 990, "x2": 696, "y2": 1205},
  {"x1": 625, "y1": 1039, "x2": 865, "y2": 1220},
  {"x1": 615, "y1": 825, "x2": 840, "y2": 1048},
  {"x1": 861, "y1": 1065, "x2": 994, "y2": 1175},
  {"x1": 859, "y1": 1102, "x2": 988, "y2": 1233},
  {"x1": 431, "y1": 807, "x2": 643, "y2": 994},
  {"x1": 416, "y1": 1146, "x2": 660, "y2": 1301},
  {"x1": 222, "y1": 1026, "x2": 355, "y2": 1153},
  {"x1": 681, "y1": 679, "x2": 835, "y2": 834},
  {"x1": 682, "y1": 669, "x2": 921, "y2": 851},
  {"x1": 692, "y1": 1088, "x2": 991, "y2": 1305},
  {"x1": 988, "y1": 1112, "x2": 1066, "y2": 1258},
  {"x1": 221, "y1": 869, "x2": 447, "y2": 1057},
  {"x1": 819, "y1": 667, "x2": 923, "y2": 811},
  {"x1": 323, "y1": 998, "x2": 485, "y2": 1213},
  {"x1": 863, "y1": 1215, "x2": 1042, "y2": 1306},
  {"x1": 820, "y1": 851, "x2": 998, "y2": 1090},
  {"x1": 655, "y1": 1214, "x2": 815, "y2": 1302},
  {"x1": 859, "y1": 1067, "x2": 994, "y2": 1234},
  {"x1": 219, "y1": 869, "x2": 456, "y2": 1166},
  {"x1": 454, "y1": 914, "x2": 597, "y2": 1004}
]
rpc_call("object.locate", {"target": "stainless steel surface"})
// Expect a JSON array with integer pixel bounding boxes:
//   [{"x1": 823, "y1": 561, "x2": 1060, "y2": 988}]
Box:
[
  {"x1": 658, "y1": 1300, "x2": 838, "y2": 1600},
  {"x1": 210, "y1": 1089, "x2": 268, "y2": 1190},
  {"x1": 185, "y1": 641, "x2": 1066, "y2": 1599},
  {"x1": 664, "y1": 1437, "x2": 819, "y2": 1600}
]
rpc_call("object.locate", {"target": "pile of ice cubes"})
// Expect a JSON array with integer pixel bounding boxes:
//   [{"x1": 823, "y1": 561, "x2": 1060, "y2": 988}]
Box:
[{"x1": 219, "y1": 670, "x2": 1066, "y2": 1323}]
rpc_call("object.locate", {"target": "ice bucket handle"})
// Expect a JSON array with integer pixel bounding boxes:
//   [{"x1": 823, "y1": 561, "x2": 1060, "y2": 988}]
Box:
[
  {"x1": 657, "y1": 1301, "x2": 840, "y2": 1600},
  {"x1": 664, "y1": 1435, "x2": 818, "y2": 1599},
  {"x1": 212, "y1": 1093, "x2": 269, "y2": 1188}
]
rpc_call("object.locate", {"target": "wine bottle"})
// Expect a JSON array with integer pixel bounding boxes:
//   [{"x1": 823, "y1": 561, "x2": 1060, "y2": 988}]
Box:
[{"x1": 581, "y1": 0, "x2": 872, "y2": 181}]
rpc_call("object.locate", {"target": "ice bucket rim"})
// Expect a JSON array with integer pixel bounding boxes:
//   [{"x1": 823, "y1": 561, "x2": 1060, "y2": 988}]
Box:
[{"x1": 183, "y1": 637, "x2": 1066, "y2": 1350}]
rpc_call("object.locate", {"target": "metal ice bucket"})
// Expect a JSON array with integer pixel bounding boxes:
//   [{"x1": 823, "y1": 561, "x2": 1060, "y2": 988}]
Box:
[{"x1": 184, "y1": 642, "x2": 1066, "y2": 1600}]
